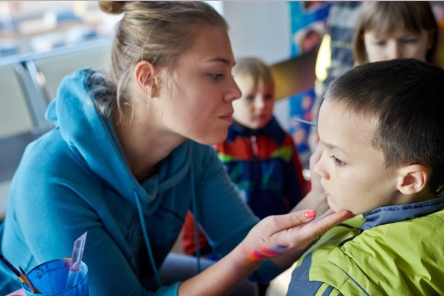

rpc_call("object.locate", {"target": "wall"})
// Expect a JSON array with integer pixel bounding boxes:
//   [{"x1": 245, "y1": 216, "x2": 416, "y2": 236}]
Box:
[{"x1": 221, "y1": 1, "x2": 293, "y2": 131}]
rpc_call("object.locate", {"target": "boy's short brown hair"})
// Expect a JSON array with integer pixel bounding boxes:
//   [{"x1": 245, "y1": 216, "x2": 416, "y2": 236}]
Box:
[{"x1": 326, "y1": 58, "x2": 444, "y2": 193}]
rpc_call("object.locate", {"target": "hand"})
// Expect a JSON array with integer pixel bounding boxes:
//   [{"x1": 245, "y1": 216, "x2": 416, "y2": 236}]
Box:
[
  {"x1": 6, "y1": 288, "x2": 26, "y2": 296},
  {"x1": 238, "y1": 208, "x2": 352, "y2": 263}
]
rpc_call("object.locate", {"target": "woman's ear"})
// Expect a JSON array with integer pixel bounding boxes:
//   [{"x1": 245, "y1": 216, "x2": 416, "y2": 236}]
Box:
[
  {"x1": 396, "y1": 164, "x2": 429, "y2": 195},
  {"x1": 134, "y1": 60, "x2": 158, "y2": 98}
]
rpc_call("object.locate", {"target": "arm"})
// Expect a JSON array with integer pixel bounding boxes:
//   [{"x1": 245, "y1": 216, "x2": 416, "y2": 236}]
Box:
[
  {"x1": 288, "y1": 135, "x2": 309, "y2": 197},
  {"x1": 282, "y1": 134, "x2": 309, "y2": 210}
]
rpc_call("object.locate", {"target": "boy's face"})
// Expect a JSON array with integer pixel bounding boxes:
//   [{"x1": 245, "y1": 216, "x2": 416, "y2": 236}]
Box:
[
  {"x1": 315, "y1": 99, "x2": 401, "y2": 214},
  {"x1": 232, "y1": 75, "x2": 275, "y2": 129}
]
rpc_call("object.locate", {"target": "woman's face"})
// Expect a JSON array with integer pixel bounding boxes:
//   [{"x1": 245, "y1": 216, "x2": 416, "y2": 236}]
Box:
[
  {"x1": 154, "y1": 26, "x2": 241, "y2": 145},
  {"x1": 364, "y1": 28, "x2": 432, "y2": 63}
]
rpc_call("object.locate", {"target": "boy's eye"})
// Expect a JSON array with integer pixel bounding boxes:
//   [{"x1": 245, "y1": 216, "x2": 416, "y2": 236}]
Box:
[
  {"x1": 246, "y1": 95, "x2": 255, "y2": 101},
  {"x1": 210, "y1": 73, "x2": 225, "y2": 80},
  {"x1": 264, "y1": 94, "x2": 274, "y2": 100},
  {"x1": 330, "y1": 155, "x2": 346, "y2": 167}
]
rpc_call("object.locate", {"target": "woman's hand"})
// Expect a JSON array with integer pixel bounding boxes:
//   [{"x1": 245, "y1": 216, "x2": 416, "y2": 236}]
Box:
[
  {"x1": 179, "y1": 209, "x2": 352, "y2": 296},
  {"x1": 237, "y1": 208, "x2": 352, "y2": 266},
  {"x1": 6, "y1": 289, "x2": 26, "y2": 296}
]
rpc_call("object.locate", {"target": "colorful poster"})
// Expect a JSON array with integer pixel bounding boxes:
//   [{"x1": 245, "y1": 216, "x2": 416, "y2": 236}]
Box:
[{"x1": 287, "y1": 1, "x2": 330, "y2": 167}]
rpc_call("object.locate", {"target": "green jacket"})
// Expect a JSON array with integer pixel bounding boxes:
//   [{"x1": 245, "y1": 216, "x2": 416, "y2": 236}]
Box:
[{"x1": 287, "y1": 196, "x2": 444, "y2": 296}]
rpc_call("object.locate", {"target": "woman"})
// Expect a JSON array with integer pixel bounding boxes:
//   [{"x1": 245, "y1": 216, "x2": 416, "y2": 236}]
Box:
[{"x1": 0, "y1": 2, "x2": 351, "y2": 296}]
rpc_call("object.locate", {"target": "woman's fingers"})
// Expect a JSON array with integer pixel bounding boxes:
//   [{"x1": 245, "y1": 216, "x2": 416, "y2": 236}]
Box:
[
  {"x1": 301, "y1": 210, "x2": 352, "y2": 238},
  {"x1": 314, "y1": 208, "x2": 335, "y2": 220},
  {"x1": 264, "y1": 209, "x2": 318, "y2": 234},
  {"x1": 246, "y1": 209, "x2": 353, "y2": 256}
]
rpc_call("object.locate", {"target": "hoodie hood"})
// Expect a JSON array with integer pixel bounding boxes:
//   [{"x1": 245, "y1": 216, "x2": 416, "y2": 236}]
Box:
[{"x1": 45, "y1": 68, "x2": 191, "y2": 208}]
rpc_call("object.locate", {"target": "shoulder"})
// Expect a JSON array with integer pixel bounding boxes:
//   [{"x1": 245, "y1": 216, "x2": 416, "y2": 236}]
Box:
[{"x1": 12, "y1": 128, "x2": 99, "y2": 202}]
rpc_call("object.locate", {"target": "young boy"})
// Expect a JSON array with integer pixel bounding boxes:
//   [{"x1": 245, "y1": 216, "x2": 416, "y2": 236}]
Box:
[
  {"x1": 217, "y1": 57, "x2": 308, "y2": 217},
  {"x1": 287, "y1": 58, "x2": 444, "y2": 295}
]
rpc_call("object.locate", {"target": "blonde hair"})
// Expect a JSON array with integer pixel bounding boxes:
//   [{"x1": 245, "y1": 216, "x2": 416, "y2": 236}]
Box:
[
  {"x1": 232, "y1": 57, "x2": 274, "y2": 89},
  {"x1": 91, "y1": 1, "x2": 227, "y2": 122},
  {"x1": 353, "y1": 1, "x2": 437, "y2": 66}
]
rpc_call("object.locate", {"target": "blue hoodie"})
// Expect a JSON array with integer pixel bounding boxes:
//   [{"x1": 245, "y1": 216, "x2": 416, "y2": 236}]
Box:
[{"x1": 0, "y1": 69, "x2": 284, "y2": 295}]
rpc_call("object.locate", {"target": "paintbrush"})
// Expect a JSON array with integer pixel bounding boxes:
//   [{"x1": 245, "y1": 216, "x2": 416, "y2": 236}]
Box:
[
  {"x1": 19, "y1": 266, "x2": 41, "y2": 294},
  {"x1": 292, "y1": 116, "x2": 318, "y2": 127},
  {"x1": 0, "y1": 254, "x2": 27, "y2": 286}
]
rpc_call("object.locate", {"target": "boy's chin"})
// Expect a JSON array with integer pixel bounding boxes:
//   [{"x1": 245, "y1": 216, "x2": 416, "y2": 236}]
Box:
[{"x1": 327, "y1": 199, "x2": 353, "y2": 214}]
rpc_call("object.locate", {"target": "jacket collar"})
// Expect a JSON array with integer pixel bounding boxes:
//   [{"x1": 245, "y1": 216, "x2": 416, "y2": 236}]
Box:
[
  {"x1": 361, "y1": 195, "x2": 444, "y2": 231},
  {"x1": 226, "y1": 117, "x2": 286, "y2": 145}
]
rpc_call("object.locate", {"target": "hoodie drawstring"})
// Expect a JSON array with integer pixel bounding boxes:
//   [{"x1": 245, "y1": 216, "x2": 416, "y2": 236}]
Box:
[
  {"x1": 134, "y1": 191, "x2": 162, "y2": 288},
  {"x1": 191, "y1": 190, "x2": 201, "y2": 274}
]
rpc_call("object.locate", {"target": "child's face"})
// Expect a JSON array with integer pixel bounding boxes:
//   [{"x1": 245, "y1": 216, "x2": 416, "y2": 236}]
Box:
[
  {"x1": 315, "y1": 99, "x2": 401, "y2": 214},
  {"x1": 232, "y1": 75, "x2": 275, "y2": 129},
  {"x1": 364, "y1": 28, "x2": 432, "y2": 63}
]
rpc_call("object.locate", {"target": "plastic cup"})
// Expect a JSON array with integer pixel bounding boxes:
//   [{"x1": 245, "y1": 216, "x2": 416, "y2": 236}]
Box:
[{"x1": 22, "y1": 258, "x2": 88, "y2": 296}]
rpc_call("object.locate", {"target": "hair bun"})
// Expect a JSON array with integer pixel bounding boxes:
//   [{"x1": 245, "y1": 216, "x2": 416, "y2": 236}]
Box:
[{"x1": 98, "y1": 1, "x2": 127, "y2": 15}]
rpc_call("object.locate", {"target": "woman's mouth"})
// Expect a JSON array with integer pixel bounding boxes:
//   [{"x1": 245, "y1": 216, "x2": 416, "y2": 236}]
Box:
[{"x1": 220, "y1": 112, "x2": 234, "y2": 124}]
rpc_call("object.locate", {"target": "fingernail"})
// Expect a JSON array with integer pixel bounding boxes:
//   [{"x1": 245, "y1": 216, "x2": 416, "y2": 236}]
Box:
[
  {"x1": 339, "y1": 210, "x2": 354, "y2": 218},
  {"x1": 304, "y1": 209, "x2": 316, "y2": 219}
]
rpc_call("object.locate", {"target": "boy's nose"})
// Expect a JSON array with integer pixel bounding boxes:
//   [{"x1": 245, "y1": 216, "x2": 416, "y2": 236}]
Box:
[{"x1": 254, "y1": 97, "x2": 265, "y2": 110}]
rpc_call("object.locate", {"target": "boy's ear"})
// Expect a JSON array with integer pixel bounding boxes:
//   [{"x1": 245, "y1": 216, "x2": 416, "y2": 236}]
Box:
[
  {"x1": 396, "y1": 164, "x2": 429, "y2": 195},
  {"x1": 134, "y1": 60, "x2": 159, "y2": 98}
]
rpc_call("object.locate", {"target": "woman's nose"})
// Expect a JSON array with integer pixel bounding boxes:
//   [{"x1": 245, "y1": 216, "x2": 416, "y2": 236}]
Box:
[{"x1": 226, "y1": 77, "x2": 242, "y2": 102}]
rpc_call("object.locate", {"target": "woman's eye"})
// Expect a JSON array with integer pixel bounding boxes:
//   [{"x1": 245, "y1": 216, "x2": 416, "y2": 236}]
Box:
[
  {"x1": 210, "y1": 73, "x2": 224, "y2": 80},
  {"x1": 330, "y1": 155, "x2": 346, "y2": 167}
]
